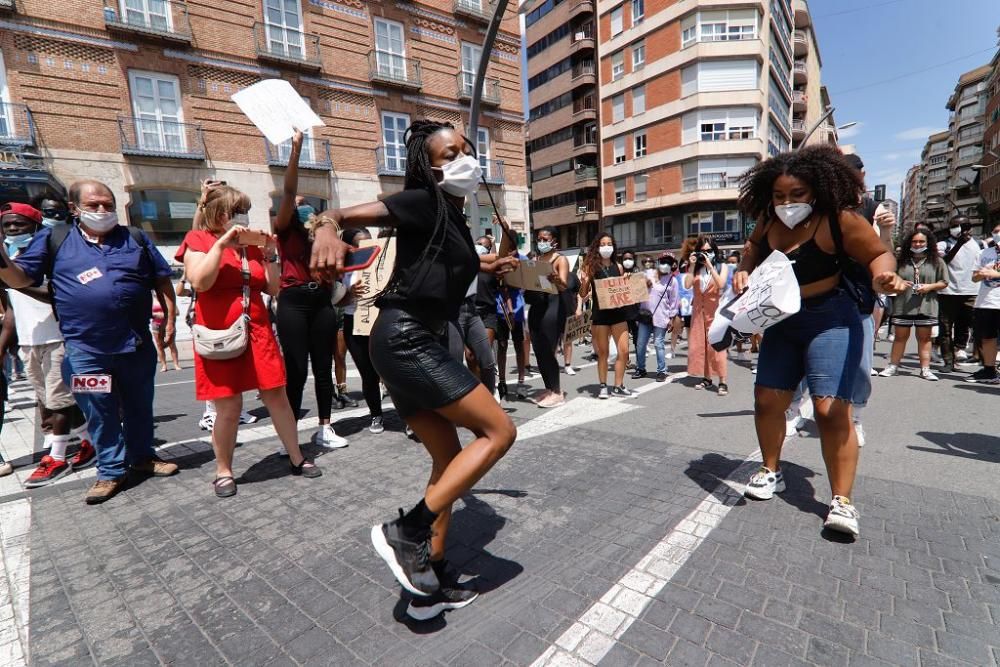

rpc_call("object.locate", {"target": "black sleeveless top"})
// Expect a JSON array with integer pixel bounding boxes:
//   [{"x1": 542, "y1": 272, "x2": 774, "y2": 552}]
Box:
[{"x1": 759, "y1": 219, "x2": 841, "y2": 286}]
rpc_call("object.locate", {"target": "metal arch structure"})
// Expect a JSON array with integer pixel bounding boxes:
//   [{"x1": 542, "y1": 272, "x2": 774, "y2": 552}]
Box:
[{"x1": 466, "y1": 0, "x2": 513, "y2": 242}]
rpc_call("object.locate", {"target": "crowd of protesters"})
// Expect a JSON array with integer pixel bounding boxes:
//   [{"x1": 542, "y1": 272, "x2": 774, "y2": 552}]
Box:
[{"x1": 0, "y1": 125, "x2": 994, "y2": 620}]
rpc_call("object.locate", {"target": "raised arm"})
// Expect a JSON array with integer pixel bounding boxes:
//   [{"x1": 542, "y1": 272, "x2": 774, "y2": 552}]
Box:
[
  {"x1": 184, "y1": 226, "x2": 243, "y2": 292},
  {"x1": 272, "y1": 130, "x2": 304, "y2": 235}
]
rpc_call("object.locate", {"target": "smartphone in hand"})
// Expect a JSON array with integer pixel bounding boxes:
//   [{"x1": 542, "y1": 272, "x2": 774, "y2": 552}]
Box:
[
  {"x1": 236, "y1": 229, "x2": 269, "y2": 247},
  {"x1": 343, "y1": 246, "x2": 381, "y2": 272}
]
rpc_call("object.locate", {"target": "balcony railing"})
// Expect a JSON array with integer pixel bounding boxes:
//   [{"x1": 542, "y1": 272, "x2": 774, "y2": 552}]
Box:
[
  {"x1": 682, "y1": 176, "x2": 741, "y2": 192},
  {"x1": 574, "y1": 166, "x2": 598, "y2": 181},
  {"x1": 576, "y1": 199, "x2": 599, "y2": 216},
  {"x1": 103, "y1": 0, "x2": 192, "y2": 43},
  {"x1": 572, "y1": 26, "x2": 595, "y2": 43},
  {"x1": 254, "y1": 22, "x2": 321, "y2": 69},
  {"x1": 573, "y1": 97, "x2": 596, "y2": 114},
  {"x1": 118, "y1": 116, "x2": 205, "y2": 159},
  {"x1": 793, "y1": 61, "x2": 807, "y2": 78},
  {"x1": 454, "y1": 0, "x2": 495, "y2": 22},
  {"x1": 264, "y1": 137, "x2": 332, "y2": 171},
  {"x1": 572, "y1": 62, "x2": 595, "y2": 79},
  {"x1": 483, "y1": 159, "x2": 505, "y2": 184},
  {"x1": 456, "y1": 74, "x2": 501, "y2": 106},
  {"x1": 573, "y1": 136, "x2": 597, "y2": 149},
  {"x1": 792, "y1": 90, "x2": 806, "y2": 105},
  {"x1": 375, "y1": 145, "x2": 407, "y2": 176},
  {"x1": 791, "y1": 119, "x2": 806, "y2": 133},
  {"x1": 0, "y1": 103, "x2": 36, "y2": 147},
  {"x1": 368, "y1": 51, "x2": 422, "y2": 89}
]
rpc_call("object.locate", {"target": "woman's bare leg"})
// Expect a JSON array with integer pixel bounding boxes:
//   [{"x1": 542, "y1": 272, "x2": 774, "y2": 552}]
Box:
[
  {"x1": 211, "y1": 394, "x2": 242, "y2": 478},
  {"x1": 814, "y1": 397, "x2": 858, "y2": 498},
  {"x1": 592, "y1": 325, "x2": 610, "y2": 385},
  {"x1": 754, "y1": 387, "x2": 792, "y2": 471},
  {"x1": 611, "y1": 323, "x2": 629, "y2": 387},
  {"x1": 259, "y1": 386, "x2": 310, "y2": 466}
]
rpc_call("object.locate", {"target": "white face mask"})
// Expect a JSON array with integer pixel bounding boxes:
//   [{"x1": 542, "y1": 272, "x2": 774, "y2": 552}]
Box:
[
  {"x1": 229, "y1": 213, "x2": 250, "y2": 227},
  {"x1": 774, "y1": 202, "x2": 813, "y2": 229},
  {"x1": 993, "y1": 232, "x2": 1000, "y2": 245},
  {"x1": 950, "y1": 226, "x2": 962, "y2": 238},
  {"x1": 658, "y1": 263, "x2": 671, "y2": 273},
  {"x1": 598, "y1": 245, "x2": 614, "y2": 259},
  {"x1": 436, "y1": 155, "x2": 482, "y2": 197},
  {"x1": 911, "y1": 246, "x2": 927, "y2": 254},
  {"x1": 78, "y1": 210, "x2": 119, "y2": 233},
  {"x1": 622, "y1": 259, "x2": 635, "y2": 270}
]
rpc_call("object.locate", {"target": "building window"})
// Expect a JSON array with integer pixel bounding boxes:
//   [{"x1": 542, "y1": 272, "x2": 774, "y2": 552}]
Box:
[
  {"x1": 687, "y1": 108, "x2": 758, "y2": 143},
  {"x1": 374, "y1": 18, "x2": 407, "y2": 81},
  {"x1": 634, "y1": 130, "x2": 647, "y2": 157},
  {"x1": 477, "y1": 127, "x2": 492, "y2": 176},
  {"x1": 611, "y1": 7, "x2": 623, "y2": 36},
  {"x1": 631, "y1": 41, "x2": 645, "y2": 70},
  {"x1": 616, "y1": 220, "x2": 637, "y2": 246},
  {"x1": 687, "y1": 210, "x2": 741, "y2": 237},
  {"x1": 632, "y1": 85, "x2": 645, "y2": 115},
  {"x1": 127, "y1": 188, "x2": 199, "y2": 247},
  {"x1": 263, "y1": 0, "x2": 304, "y2": 58},
  {"x1": 614, "y1": 178, "x2": 626, "y2": 205},
  {"x1": 701, "y1": 122, "x2": 726, "y2": 141},
  {"x1": 631, "y1": 0, "x2": 644, "y2": 23},
  {"x1": 611, "y1": 52, "x2": 624, "y2": 81},
  {"x1": 682, "y1": 60, "x2": 758, "y2": 96},
  {"x1": 613, "y1": 136, "x2": 626, "y2": 163},
  {"x1": 681, "y1": 9, "x2": 758, "y2": 47},
  {"x1": 127, "y1": 70, "x2": 185, "y2": 153},
  {"x1": 648, "y1": 217, "x2": 674, "y2": 244},
  {"x1": 460, "y1": 42, "x2": 483, "y2": 96},
  {"x1": 382, "y1": 111, "x2": 409, "y2": 172},
  {"x1": 612, "y1": 94, "x2": 625, "y2": 122},
  {"x1": 634, "y1": 173, "x2": 647, "y2": 201},
  {"x1": 121, "y1": 0, "x2": 173, "y2": 31}
]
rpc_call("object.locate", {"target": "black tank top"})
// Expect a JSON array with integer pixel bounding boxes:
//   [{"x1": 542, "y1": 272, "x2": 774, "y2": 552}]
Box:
[{"x1": 759, "y1": 219, "x2": 841, "y2": 286}]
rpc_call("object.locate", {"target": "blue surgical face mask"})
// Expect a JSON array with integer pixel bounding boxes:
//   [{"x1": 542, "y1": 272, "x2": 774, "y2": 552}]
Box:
[
  {"x1": 297, "y1": 205, "x2": 315, "y2": 224},
  {"x1": 41, "y1": 217, "x2": 66, "y2": 229},
  {"x1": 536, "y1": 241, "x2": 552, "y2": 254},
  {"x1": 4, "y1": 233, "x2": 34, "y2": 256}
]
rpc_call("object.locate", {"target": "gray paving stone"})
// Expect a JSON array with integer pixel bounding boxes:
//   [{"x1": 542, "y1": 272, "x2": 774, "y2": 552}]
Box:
[
  {"x1": 705, "y1": 624, "x2": 756, "y2": 665},
  {"x1": 665, "y1": 638, "x2": 711, "y2": 667}
]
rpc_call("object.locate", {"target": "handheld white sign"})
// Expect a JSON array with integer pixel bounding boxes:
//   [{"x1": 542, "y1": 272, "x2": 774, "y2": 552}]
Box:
[{"x1": 231, "y1": 79, "x2": 324, "y2": 145}]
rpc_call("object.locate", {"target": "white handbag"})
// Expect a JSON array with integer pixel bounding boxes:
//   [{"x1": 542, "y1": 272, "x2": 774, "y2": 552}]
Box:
[{"x1": 187, "y1": 249, "x2": 251, "y2": 361}]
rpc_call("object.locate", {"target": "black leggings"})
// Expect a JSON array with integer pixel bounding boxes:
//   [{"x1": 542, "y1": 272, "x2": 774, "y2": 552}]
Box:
[
  {"x1": 275, "y1": 285, "x2": 336, "y2": 421},
  {"x1": 343, "y1": 315, "x2": 382, "y2": 417},
  {"x1": 528, "y1": 294, "x2": 566, "y2": 392}
]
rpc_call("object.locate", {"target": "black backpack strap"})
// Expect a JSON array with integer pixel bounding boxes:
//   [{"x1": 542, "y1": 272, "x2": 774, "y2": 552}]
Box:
[{"x1": 45, "y1": 225, "x2": 72, "y2": 320}]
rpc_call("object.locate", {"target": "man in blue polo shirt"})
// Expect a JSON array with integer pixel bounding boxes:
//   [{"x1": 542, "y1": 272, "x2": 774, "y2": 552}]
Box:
[{"x1": 0, "y1": 180, "x2": 179, "y2": 504}]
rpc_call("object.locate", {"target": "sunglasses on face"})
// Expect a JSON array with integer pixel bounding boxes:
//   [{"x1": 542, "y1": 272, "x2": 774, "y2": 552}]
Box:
[{"x1": 41, "y1": 209, "x2": 69, "y2": 220}]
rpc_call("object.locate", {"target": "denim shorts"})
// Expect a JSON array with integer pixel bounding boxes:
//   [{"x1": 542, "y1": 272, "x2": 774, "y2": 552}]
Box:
[{"x1": 756, "y1": 289, "x2": 863, "y2": 401}]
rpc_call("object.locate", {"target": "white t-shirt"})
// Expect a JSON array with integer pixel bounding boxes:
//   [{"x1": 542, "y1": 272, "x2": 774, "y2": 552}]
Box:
[
  {"x1": 974, "y1": 245, "x2": 1000, "y2": 309},
  {"x1": 937, "y1": 236, "x2": 982, "y2": 296},
  {"x1": 341, "y1": 271, "x2": 357, "y2": 316},
  {"x1": 7, "y1": 288, "x2": 62, "y2": 346}
]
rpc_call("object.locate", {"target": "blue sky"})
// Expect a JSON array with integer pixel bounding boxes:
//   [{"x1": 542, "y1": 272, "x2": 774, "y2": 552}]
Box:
[{"x1": 812, "y1": 0, "x2": 999, "y2": 201}]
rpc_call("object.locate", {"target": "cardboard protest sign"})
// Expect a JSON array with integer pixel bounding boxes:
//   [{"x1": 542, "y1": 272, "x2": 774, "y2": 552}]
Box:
[
  {"x1": 504, "y1": 258, "x2": 557, "y2": 294},
  {"x1": 594, "y1": 272, "x2": 649, "y2": 308},
  {"x1": 231, "y1": 79, "x2": 324, "y2": 145},
  {"x1": 352, "y1": 237, "x2": 397, "y2": 336},
  {"x1": 564, "y1": 311, "x2": 592, "y2": 343}
]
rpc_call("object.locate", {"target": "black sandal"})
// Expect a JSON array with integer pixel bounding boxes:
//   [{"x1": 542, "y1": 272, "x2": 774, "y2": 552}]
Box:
[
  {"x1": 213, "y1": 476, "x2": 237, "y2": 498},
  {"x1": 290, "y1": 458, "x2": 322, "y2": 479}
]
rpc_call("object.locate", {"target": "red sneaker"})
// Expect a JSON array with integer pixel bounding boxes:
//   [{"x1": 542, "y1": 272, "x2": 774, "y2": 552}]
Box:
[
  {"x1": 25, "y1": 456, "x2": 71, "y2": 489},
  {"x1": 69, "y1": 440, "x2": 97, "y2": 470}
]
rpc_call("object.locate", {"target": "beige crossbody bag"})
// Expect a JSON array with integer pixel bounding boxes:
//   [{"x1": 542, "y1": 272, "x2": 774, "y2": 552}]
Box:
[{"x1": 187, "y1": 249, "x2": 251, "y2": 360}]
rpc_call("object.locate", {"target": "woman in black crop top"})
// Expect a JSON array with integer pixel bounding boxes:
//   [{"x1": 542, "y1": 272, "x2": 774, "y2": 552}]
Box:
[
  {"x1": 308, "y1": 120, "x2": 518, "y2": 619},
  {"x1": 733, "y1": 146, "x2": 905, "y2": 538}
]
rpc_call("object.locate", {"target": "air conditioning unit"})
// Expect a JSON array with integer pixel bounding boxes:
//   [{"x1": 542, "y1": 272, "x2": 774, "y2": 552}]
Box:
[{"x1": 577, "y1": 206, "x2": 588, "y2": 214}]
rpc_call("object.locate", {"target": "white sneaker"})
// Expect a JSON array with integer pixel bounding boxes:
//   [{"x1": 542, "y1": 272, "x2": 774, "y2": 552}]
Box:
[
  {"x1": 564, "y1": 365, "x2": 577, "y2": 376},
  {"x1": 824, "y1": 496, "x2": 860, "y2": 536},
  {"x1": 878, "y1": 365, "x2": 898, "y2": 377},
  {"x1": 870, "y1": 368, "x2": 878, "y2": 376},
  {"x1": 854, "y1": 423, "x2": 866, "y2": 448},
  {"x1": 955, "y1": 349, "x2": 969, "y2": 361},
  {"x1": 919, "y1": 367, "x2": 939, "y2": 381},
  {"x1": 312, "y1": 425, "x2": 348, "y2": 449},
  {"x1": 785, "y1": 417, "x2": 805, "y2": 439},
  {"x1": 665, "y1": 351, "x2": 674, "y2": 359},
  {"x1": 238, "y1": 411, "x2": 258, "y2": 425},
  {"x1": 597, "y1": 384, "x2": 610, "y2": 399},
  {"x1": 198, "y1": 413, "x2": 216, "y2": 431},
  {"x1": 744, "y1": 466, "x2": 785, "y2": 500},
  {"x1": 369, "y1": 416, "x2": 385, "y2": 434},
  {"x1": 887, "y1": 334, "x2": 895, "y2": 342}
]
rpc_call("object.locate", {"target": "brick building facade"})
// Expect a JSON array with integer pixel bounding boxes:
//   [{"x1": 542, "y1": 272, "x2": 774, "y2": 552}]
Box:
[{"x1": 0, "y1": 0, "x2": 528, "y2": 259}]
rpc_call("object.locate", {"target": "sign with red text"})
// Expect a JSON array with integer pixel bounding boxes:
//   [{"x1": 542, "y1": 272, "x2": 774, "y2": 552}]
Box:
[
  {"x1": 594, "y1": 272, "x2": 649, "y2": 309},
  {"x1": 71, "y1": 374, "x2": 112, "y2": 394}
]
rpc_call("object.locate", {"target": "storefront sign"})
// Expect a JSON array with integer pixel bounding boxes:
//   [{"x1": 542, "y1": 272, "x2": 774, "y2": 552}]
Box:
[
  {"x1": 707, "y1": 231, "x2": 741, "y2": 244},
  {"x1": 169, "y1": 202, "x2": 197, "y2": 219}
]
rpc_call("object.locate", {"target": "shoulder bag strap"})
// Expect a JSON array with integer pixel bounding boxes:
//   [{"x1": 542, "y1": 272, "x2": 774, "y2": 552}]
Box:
[{"x1": 240, "y1": 248, "x2": 250, "y2": 319}]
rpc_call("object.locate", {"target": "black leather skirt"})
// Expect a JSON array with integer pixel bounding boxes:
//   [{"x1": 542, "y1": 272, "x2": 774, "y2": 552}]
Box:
[{"x1": 369, "y1": 307, "x2": 480, "y2": 418}]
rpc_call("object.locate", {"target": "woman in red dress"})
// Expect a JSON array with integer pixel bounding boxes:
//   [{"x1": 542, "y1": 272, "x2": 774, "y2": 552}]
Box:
[{"x1": 177, "y1": 185, "x2": 321, "y2": 497}]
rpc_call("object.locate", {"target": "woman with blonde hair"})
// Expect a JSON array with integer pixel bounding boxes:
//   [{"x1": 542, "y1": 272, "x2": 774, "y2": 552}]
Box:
[{"x1": 178, "y1": 185, "x2": 321, "y2": 498}]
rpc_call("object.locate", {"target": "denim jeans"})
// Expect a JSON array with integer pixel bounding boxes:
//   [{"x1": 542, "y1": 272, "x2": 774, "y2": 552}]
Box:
[
  {"x1": 756, "y1": 289, "x2": 862, "y2": 401},
  {"x1": 62, "y1": 341, "x2": 157, "y2": 480},
  {"x1": 636, "y1": 321, "x2": 668, "y2": 373}
]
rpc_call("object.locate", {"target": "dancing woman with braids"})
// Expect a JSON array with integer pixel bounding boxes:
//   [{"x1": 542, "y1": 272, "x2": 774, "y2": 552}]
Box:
[
  {"x1": 308, "y1": 120, "x2": 518, "y2": 620},
  {"x1": 734, "y1": 146, "x2": 905, "y2": 537}
]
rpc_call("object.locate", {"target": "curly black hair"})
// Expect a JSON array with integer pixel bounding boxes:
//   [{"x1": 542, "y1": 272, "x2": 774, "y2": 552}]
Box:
[
  {"x1": 897, "y1": 228, "x2": 942, "y2": 268},
  {"x1": 737, "y1": 145, "x2": 865, "y2": 227}
]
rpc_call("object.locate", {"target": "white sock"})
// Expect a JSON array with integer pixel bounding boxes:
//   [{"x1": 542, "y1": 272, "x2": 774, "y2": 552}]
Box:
[
  {"x1": 204, "y1": 401, "x2": 216, "y2": 416},
  {"x1": 853, "y1": 406, "x2": 865, "y2": 424},
  {"x1": 49, "y1": 435, "x2": 71, "y2": 461},
  {"x1": 70, "y1": 423, "x2": 92, "y2": 443}
]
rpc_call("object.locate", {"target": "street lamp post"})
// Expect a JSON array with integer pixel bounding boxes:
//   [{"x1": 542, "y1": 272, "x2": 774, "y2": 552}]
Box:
[{"x1": 797, "y1": 106, "x2": 856, "y2": 148}]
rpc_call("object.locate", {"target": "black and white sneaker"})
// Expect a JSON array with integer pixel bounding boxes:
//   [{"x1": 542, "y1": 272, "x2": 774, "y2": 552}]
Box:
[
  {"x1": 406, "y1": 563, "x2": 479, "y2": 621},
  {"x1": 964, "y1": 367, "x2": 998, "y2": 384},
  {"x1": 370, "y1": 511, "x2": 440, "y2": 596},
  {"x1": 597, "y1": 384, "x2": 610, "y2": 399},
  {"x1": 744, "y1": 466, "x2": 785, "y2": 500},
  {"x1": 823, "y1": 495, "x2": 860, "y2": 536},
  {"x1": 611, "y1": 385, "x2": 634, "y2": 398}
]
